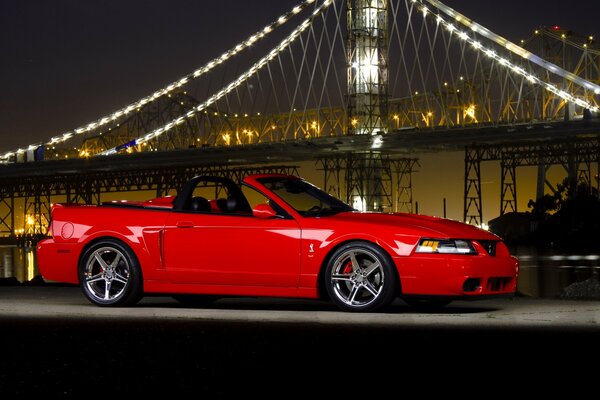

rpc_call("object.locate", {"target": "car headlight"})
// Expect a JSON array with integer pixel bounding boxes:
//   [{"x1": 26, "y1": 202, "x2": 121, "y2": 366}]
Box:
[{"x1": 415, "y1": 239, "x2": 477, "y2": 255}]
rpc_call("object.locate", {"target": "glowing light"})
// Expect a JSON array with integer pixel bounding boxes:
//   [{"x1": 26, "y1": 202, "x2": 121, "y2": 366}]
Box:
[
  {"x1": 99, "y1": 0, "x2": 333, "y2": 156},
  {"x1": 352, "y1": 196, "x2": 367, "y2": 212},
  {"x1": 464, "y1": 104, "x2": 477, "y2": 121},
  {"x1": 371, "y1": 135, "x2": 383, "y2": 149},
  {"x1": 427, "y1": 2, "x2": 600, "y2": 110},
  {"x1": 1, "y1": 0, "x2": 324, "y2": 162}
]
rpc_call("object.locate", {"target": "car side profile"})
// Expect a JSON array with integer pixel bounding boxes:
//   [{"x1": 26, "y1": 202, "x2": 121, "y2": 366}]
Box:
[{"x1": 37, "y1": 174, "x2": 519, "y2": 312}]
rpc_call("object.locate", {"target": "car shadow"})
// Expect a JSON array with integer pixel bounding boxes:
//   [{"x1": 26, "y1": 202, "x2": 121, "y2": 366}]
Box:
[{"x1": 138, "y1": 296, "x2": 501, "y2": 314}]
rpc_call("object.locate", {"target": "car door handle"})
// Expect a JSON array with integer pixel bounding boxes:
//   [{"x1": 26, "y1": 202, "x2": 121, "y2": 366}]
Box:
[{"x1": 176, "y1": 221, "x2": 194, "y2": 228}]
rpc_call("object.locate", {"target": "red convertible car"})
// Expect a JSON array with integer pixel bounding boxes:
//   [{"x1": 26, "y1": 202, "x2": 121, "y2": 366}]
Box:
[{"x1": 37, "y1": 174, "x2": 518, "y2": 312}]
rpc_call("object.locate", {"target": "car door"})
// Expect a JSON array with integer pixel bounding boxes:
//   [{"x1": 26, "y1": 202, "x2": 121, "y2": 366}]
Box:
[{"x1": 162, "y1": 209, "x2": 301, "y2": 288}]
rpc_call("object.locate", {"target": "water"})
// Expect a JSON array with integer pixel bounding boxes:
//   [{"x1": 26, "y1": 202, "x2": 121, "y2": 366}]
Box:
[
  {"x1": 1, "y1": 245, "x2": 599, "y2": 297},
  {"x1": 0, "y1": 245, "x2": 38, "y2": 283},
  {"x1": 510, "y1": 246, "x2": 600, "y2": 298}
]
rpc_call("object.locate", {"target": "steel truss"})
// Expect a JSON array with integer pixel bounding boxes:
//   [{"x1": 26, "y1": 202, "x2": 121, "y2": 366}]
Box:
[
  {"x1": 318, "y1": 153, "x2": 418, "y2": 212},
  {"x1": 464, "y1": 135, "x2": 600, "y2": 225},
  {"x1": 0, "y1": 164, "x2": 299, "y2": 237}
]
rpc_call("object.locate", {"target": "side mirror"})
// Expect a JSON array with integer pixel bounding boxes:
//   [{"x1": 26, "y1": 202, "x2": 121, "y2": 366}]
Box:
[{"x1": 252, "y1": 203, "x2": 277, "y2": 219}]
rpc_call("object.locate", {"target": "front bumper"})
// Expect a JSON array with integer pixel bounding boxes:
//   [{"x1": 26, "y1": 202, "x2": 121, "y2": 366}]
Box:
[{"x1": 395, "y1": 254, "x2": 519, "y2": 297}]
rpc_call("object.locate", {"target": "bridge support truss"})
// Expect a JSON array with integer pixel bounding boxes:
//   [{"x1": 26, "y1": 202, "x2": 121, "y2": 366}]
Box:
[
  {"x1": 318, "y1": 153, "x2": 419, "y2": 212},
  {"x1": 464, "y1": 135, "x2": 600, "y2": 226}
]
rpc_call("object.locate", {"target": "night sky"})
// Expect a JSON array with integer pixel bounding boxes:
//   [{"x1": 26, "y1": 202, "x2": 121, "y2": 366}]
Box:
[{"x1": 1, "y1": 0, "x2": 598, "y2": 152}]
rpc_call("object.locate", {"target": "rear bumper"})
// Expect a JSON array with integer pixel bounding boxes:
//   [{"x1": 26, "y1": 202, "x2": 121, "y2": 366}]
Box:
[
  {"x1": 37, "y1": 239, "x2": 80, "y2": 284},
  {"x1": 395, "y1": 254, "x2": 519, "y2": 297}
]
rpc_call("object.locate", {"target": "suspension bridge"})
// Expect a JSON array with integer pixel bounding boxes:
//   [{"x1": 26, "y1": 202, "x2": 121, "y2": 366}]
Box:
[{"x1": 1, "y1": 0, "x2": 599, "y2": 238}]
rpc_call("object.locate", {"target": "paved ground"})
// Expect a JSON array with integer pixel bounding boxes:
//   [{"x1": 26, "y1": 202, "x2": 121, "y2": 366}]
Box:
[{"x1": 1, "y1": 286, "x2": 599, "y2": 395}]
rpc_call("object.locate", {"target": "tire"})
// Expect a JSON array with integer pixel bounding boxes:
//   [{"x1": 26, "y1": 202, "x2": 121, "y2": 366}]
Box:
[
  {"x1": 404, "y1": 298, "x2": 452, "y2": 309},
  {"x1": 172, "y1": 295, "x2": 219, "y2": 307},
  {"x1": 324, "y1": 241, "x2": 397, "y2": 312},
  {"x1": 79, "y1": 239, "x2": 143, "y2": 307}
]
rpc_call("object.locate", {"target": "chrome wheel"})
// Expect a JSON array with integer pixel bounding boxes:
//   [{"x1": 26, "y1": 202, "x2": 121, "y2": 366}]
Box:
[
  {"x1": 83, "y1": 246, "x2": 131, "y2": 302},
  {"x1": 330, "y1": 248, "x2": 385, "y2": 308}
]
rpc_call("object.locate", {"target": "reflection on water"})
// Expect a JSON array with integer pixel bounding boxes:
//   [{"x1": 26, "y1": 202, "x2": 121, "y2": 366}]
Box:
[
  {"x1": 1, "y1": 245, "x2": 599, "y2": 297},
  {"x1": 0, "y1": 245, "x2": 38, "y2": 283},
  {"x1": 511, "y1": 246, "x2": 600, "y2": 298}
]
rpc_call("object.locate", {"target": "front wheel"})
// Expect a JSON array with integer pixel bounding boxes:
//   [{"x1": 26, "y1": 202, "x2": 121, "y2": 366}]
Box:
[
  {"x1": 79, "y1": 239, "x2": 143, "y2": 307},
  {"x1": 324, "y1": 242, "x2": 397, "y2": 312}
]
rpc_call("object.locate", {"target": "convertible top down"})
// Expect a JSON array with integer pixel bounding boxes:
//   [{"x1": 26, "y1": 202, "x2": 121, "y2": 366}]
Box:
[{"x1": 37, "y1": 174, "x2": 518, "y2": 312}]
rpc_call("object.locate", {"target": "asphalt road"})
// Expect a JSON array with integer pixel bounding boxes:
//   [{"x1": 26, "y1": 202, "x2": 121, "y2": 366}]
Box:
[{"x1": 1, "y1": 287, "x2": 599, "y2": 395}]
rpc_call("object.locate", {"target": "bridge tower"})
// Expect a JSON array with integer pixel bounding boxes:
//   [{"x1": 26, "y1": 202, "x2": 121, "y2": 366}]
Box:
[
  {"x1": 347, "y1": 0, "x2": 389, "y2": 135},
  {"x1": 346, "y1": 0, "x2": 390, "y2": 211}
]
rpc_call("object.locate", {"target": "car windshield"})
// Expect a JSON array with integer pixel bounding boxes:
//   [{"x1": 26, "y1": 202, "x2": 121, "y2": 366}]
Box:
[{"x1": 257, "y1": 177, "x2": 354, "y2": 217}]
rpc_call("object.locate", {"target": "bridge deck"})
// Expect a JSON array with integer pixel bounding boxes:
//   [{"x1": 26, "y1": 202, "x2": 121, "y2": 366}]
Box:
[{"x1": 1, "y1": 120, "x2": 599, "y2": 179}]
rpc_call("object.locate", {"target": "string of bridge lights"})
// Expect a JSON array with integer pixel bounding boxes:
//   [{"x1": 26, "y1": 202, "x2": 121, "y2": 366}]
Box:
[
  {"x1": 0, "y1": 0, "x2": 324, "y2": 162},
  {"x1": 416, "y1": 0, "x2": 600, "y2": 113},
  {"x1": 100, "y1": 0, "x2": 334, "y2": 155},
  {"x1": 5, "y1": 0, "x2": 598, "y2": 161}
]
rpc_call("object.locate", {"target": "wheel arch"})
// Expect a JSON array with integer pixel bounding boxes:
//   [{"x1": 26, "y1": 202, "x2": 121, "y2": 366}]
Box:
[{"x1": 316, "y1": 238, "x2": 402, "y2": 300}]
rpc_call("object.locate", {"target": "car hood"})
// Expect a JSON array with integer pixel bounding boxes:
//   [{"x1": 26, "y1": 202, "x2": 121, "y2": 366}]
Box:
[{"x1": 323, "y1": 212, "x2": 500, "y2": 240}]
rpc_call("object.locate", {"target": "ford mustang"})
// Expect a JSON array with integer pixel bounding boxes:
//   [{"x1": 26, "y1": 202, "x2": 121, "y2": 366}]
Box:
[{"x1": 37, "y1": 174, "x2": 519, "y2": 312}]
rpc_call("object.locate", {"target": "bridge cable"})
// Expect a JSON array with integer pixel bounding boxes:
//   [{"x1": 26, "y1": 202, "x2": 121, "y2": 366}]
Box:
[
  {"x1": 422, "y1": 0, "x2": 600, "y2": 95},
  {"x1": 100, "y1": 0, "x2": 335, "y2": 155},
  {"x1": 0, "y1": 0, "x2": 323, "y2": 162}
]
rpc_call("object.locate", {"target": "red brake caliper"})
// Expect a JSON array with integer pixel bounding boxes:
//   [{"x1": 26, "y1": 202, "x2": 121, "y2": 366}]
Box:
[{"x1": 342, "y1": 260, "x2": 353, "y2": 274}]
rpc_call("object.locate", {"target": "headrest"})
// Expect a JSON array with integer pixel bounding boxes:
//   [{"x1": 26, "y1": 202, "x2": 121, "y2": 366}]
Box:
[
  {"x1": 190, "y1": 196, "x2": 210, "y2": 212},
  {"x1": 216, "y1": 197, "x2": 237, "y2": 212}
]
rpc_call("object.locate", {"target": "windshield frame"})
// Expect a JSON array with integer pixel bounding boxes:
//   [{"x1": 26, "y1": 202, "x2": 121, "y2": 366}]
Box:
[{"x1": 256, "y1": 177, "x2": 354, "y2": 217}]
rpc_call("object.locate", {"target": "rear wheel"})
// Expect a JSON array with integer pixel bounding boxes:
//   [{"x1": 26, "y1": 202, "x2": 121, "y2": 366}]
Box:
[
  {"x1": 79, "y1": 239, "x2": 143, "y2": 307},
  {"x1": 325, "y1": 242, "x2": 397, "y2": 312}
]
